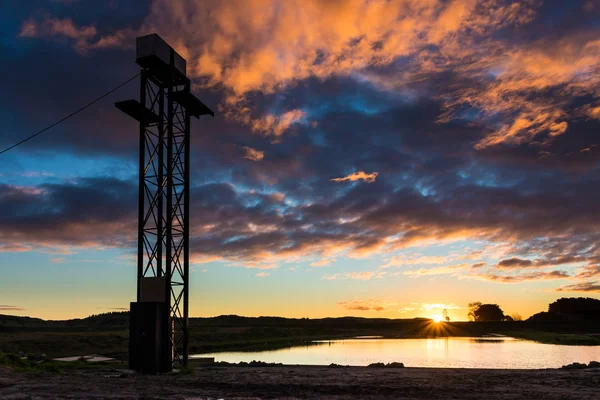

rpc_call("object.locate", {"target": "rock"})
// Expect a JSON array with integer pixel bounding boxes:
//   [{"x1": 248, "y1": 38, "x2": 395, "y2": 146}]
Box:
[
  {"x1": 561, "y1": 362, "x2": 588, "y2": 370},
  {"x1": 387, "y1": 362, "x2": 405, "y2": 368},
  {"x1": 588, "y1": 361, "x2": 600, "y2": 368},
  {"x1": 367, "y1": 362, "x2": 404, "y2": 368},
  {"x1": 214, "y1": 361, "x2": 231, "y2": 367},
  {"x1": 0, "y1": 378, "x2": 15, "y2": 388}
]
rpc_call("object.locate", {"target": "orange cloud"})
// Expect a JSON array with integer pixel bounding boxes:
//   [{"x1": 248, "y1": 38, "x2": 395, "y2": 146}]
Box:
[
  {"x1": 160, "y1": 0, "x2": 534, "y2": 97},
  {"x1": 9, "y1": 2, "x2": 600, "y2": 278},
  {"x1": 19, "y1": 16, "x2": 98, "y2": 53},
  {"x1": 242, "y1": 146, "x2": 265, "y2": 161},
  {"x1": 0, "y1": 244, "x2": 32, "y2": 253},
  {"x1": 310, "y1": 258, "x2": 334, "y2": 267},
  {"x1": 25, "y1": 1, "x2": 596, "y2": 149},
  {"x1": 462, "y1": 36, "x2": 600, "y2": 149},
  {"x1": 234, "y1": 262, "x2": 278, "y2": 270},
  {"x1": 580, "y1": 105, "x2": 600, "y2": 120},
  {"x1": 331, "y1": 171, "x2": 378, "y2": 183},
  {"x1": 250, "y1": 109, "x2": 306, "y2": 138},
  {"x1": 338, "y1": 298, "x2": 396, "y2": 312},
  {"x1": 575, "y1": 265, "x2": 600, "y2": 279}
]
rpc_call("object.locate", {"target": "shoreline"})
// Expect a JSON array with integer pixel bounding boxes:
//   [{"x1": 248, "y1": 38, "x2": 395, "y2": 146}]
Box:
[{"x1": 2, "y1": 364, "x2": 600, "y2": 399}]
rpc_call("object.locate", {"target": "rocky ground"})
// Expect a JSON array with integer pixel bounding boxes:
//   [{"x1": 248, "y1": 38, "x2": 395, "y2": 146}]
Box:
[{"x1": 1, "y1": 365, "x2": 600, "y2": 399}]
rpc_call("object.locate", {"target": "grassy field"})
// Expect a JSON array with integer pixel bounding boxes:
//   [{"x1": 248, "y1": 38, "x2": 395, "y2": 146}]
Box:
[
  {"x1": 1, "y1": 313, "x2": 600, "y2": 360},
  {"x1": 0, "y1": 331, "x2": 129, "y2": 359}
]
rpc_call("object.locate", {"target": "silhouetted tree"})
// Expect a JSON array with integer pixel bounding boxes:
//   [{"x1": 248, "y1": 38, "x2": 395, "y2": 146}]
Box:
[
  {"x1": 468, "y1": 302, "x2": 504, "y2": 321},
  {"x1": 548, "y1": 297, "x2": 600, "y2": 319},
  {"x1": 442, "y1": 308, "x2": 449, "y2": 322},
  {"x1": 511, "y1": 313, "x2": 523, "y2": 321},
  {"x1": 468, "y1": 302, "x2": 482, "y2": 321}
]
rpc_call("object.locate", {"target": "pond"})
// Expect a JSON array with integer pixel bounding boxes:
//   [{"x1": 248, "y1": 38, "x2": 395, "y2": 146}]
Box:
[{"x1": 194, "y1": 337, "x2": 600, "y2": 369}]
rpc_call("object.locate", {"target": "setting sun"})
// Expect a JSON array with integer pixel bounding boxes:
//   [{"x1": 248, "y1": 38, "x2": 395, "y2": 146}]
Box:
[{"x1": 432, "y1": 315, "x2": 443, "y2": 323}]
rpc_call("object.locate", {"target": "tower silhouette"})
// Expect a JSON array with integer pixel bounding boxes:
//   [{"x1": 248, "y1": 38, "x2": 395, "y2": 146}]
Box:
[{"x1": 116, "y1": 33, "x2": 213, "y2": 373}]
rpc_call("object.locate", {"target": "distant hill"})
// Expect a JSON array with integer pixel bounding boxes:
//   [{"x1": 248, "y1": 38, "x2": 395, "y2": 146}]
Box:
[
  {"x1": 4, "y1": 297, "x2": 600, "y2": 335},
  {"x1": 0, "y1": 312, "x2": 431, "y2": 333},
  {"x1": 0, "y1": 312, "x2": 130, "y2": 332}
]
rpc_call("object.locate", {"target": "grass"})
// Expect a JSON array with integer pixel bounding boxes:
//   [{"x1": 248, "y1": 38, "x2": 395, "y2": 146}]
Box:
[
  {"x1": 0, "y1": 351, "x2": 121, "y2": 374},
  {"x1": 0, "y1": 331, "x2": 129, "y2": 359},
  {"x1": 0, "y1": 352, "x2": 61, "y2": 373}
]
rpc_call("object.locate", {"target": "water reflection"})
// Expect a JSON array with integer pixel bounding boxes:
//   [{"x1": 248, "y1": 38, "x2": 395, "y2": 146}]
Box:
[{"x1": 195, "y1": 337, "x2": 600, "y2": 369}]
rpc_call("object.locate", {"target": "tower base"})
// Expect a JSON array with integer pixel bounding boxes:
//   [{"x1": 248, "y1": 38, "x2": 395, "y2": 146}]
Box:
[{"x1": 128, "y1": 301, "x2": 171, "y2": 373}]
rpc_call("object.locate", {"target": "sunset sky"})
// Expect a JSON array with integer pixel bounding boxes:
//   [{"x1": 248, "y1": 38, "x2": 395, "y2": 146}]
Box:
[{"x1": 1, "y1": 0, "x2": 600, "y2": 321}]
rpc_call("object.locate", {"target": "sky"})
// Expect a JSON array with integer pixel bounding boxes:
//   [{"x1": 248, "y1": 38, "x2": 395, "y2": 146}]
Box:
[{"x1": 1, "y1": 0, "x2": 600, "y2": 321}]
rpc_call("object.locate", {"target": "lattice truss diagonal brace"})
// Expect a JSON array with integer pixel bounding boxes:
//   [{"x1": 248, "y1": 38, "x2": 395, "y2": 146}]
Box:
[{"x1": 116, "y1": 33, "x2": 213, "y2": 370}]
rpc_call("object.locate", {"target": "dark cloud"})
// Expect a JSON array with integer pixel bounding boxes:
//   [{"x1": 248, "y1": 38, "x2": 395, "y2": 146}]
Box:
[
  {"x1": 0, "y1": 305, "x2": 25, "y2": 311},
  {"x1": 4, "y1": 163, "x2": 600, "y2": 269},
  {"x1": 338, "y1": 299, "x2": 389, "y2": 312},
  {"x1": 498, "y1": 258, "x2": 533, "y2": 268},
  {"x1": 0, "y1": 178, "x2": 137, "y2": 249},
  {"x1": 556, "y1": 282, "x2": 600, "y2": 293},
  {"x1": 576, "y1": 265, "x2": 600, "y2": 280},
  {"x1": 475, "y1": 270, "x2": 571, "y2": 283}
]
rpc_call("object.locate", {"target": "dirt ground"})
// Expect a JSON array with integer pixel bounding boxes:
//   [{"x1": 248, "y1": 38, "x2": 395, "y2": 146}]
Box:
[{"x1": 1, "y1": 365, "x2": 599, "y2": 400}]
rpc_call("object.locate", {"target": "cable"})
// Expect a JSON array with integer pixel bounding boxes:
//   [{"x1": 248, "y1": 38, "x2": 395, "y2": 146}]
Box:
[{"x1": 0, "y1": 72, "x2": 140, "y2": 157}]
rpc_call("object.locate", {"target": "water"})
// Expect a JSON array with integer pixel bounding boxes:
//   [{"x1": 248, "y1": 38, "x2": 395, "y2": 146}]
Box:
[{"x1": 194, "y1": 337, "x2": 600, "y2": 369}]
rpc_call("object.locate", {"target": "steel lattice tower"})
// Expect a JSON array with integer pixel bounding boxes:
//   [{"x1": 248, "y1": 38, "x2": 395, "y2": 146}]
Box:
[{"x1": 116, "y1": 33, "x2": 213, "y2": 373}]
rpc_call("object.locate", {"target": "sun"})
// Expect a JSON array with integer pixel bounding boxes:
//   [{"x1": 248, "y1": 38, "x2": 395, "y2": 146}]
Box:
[{"x1": 432, "y1": 315, "x2": 443, "y2": 323}]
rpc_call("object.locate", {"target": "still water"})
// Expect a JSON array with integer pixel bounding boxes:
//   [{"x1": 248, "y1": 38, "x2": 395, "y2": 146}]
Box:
[{"x1": 195, "y1": 337, "x2": 600, "y2": 369}]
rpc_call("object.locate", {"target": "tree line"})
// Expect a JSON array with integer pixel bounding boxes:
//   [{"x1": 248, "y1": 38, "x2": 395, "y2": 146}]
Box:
[{"x1": 466, "y1": 297, "x2": 600, "y2": 322}]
